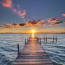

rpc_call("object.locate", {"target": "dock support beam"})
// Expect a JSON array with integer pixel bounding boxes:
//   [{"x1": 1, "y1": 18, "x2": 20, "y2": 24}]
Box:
[
  {"x1": 56, "y1": 36, "x2": 57, "y2": 43},
  {"x1": 46, "y1": 36, "x2": 47, "y2": 43},
  {"x1": 53, "y1": 36, "x2": 57, "y2": 43},
  {"x1": 25, "y1": 38, "x2": 27, "y2": 45},
  {"x1": 39, "y1": 38, "x2": 41, "y2": 45},
  {"x1": 53, "y1": 36, "x2": 54, "y2": 43},
  {"x1": 17, "y1": 44, "x2": 20, "y2": 57}
]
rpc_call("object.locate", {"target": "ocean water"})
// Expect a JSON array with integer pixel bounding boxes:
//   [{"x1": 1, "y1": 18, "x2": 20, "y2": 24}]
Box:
[{"x1": 0, "y1": 34, "x2": 65, "y2": 65}]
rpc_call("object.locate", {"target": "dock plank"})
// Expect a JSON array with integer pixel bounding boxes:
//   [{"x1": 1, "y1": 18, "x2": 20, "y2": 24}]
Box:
[{"x1": 13, "y1": 37, "x2": 53, "y2": 65}]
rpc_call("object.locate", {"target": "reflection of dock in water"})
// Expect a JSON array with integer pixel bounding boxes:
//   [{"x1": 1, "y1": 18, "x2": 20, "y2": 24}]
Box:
[{"x1": 13, "y1": 37, "x2": 53, "y2": 65}]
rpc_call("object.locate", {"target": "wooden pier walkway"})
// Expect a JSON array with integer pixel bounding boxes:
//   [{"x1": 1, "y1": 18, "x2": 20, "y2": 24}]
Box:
[{"x1": 13, "y1": 37, "x2": 53, "y2": 65}]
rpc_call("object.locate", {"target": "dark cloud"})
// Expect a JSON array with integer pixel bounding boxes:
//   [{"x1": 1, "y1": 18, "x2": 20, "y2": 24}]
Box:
[
  {"x1": 48, "y1": 18, "x2": 65, "y2": 25},
  {"x1": 19, "y1": 23, "x2": 26, "y2": 26}
]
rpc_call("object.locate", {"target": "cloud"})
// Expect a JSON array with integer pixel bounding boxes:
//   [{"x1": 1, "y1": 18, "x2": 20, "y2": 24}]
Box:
[
  {"x1": 1, "y1": 0, "x2": 26, "y2": 18},
  {"x1": 12, "y1": 24, "x2": 20, "y2": 28},
  {"x1": 2, "y1": 0, "x2": 12, "y2": 8},
  {"x1": 62, "y1": 13, "x2": 65, "y2": 17},
  {"x1": 4, "y1": 24, "x2": 11, "y2": 28},
  {"x1": 48, "y1": 18, "x2": 58, "y2": 24},
  {"x1": 17, "y1": 9, "x2": 26, "y2": 18},
  {"x1": 19, "y1": 23, "x2": 26, "y2": 26},
  {"x1": 12, "y1": 8, "x2": 26, "y2": 18},
  {"x1": 26, "y1": 19, "x2": 37, "y2": 26},
  {"x1": 48, "y1": 18, "x2": 65, "y2": 25},
  {"x1": 25, "y1": 18, "x2": 45, "y2": 26},
  {"x1": 37, "y1": 19, "x2": 45, "y2": 25},
  {"x1": 1, "y1": 0, "x2": 65, "y2": 26},
  {"x1": 3, "y1": 19, "x2": 46, "y2": 28}
]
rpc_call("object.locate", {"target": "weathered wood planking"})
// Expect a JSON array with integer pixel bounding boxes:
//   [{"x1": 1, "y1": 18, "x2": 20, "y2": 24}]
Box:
[{"x1": 13, "y1": 37, "x2": 53, "y2": 65}]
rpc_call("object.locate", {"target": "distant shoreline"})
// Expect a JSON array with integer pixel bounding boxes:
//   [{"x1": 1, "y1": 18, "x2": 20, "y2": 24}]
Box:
[{"x1": 0, "y1": 33, "x2": 65, "y2": 34}]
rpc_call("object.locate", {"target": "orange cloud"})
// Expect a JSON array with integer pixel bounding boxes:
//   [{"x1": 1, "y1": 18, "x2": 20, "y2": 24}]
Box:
[
  {"x1": 2, "y1": 0, "x2": 12, "y2": 8},
  {"x1": 62, "y1": 13, "x2": 65, "y2": 17},
  {"x1": 12, "y1": 24, "x2": 20, "y2": 28},
  {"x1": 25, "y1": 19, "x2": 45, "y2": 26}
]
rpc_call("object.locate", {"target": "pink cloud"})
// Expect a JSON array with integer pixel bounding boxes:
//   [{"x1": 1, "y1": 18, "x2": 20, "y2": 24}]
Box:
[
  {"x1": 48, "y1": 18, "x2": 65, "y2": 25},
  {"x1": 18, "y1": 10, "x2": 26, "y2": 18},
  {"x1": 2, "y1": 0, "x2": 12, "y2": 8},
  {"x1": 1, "y1": 0, "x2": 26, "y2": 18},
  {"x1": 12, "y1": 8, "x2": 17, "y2": 13},
  {"x1": 48, "y1": 18, "x2": 60, "y2": 24},
  {"x1": 12, "y1": 8, "x2": 26, "y2": 18}
]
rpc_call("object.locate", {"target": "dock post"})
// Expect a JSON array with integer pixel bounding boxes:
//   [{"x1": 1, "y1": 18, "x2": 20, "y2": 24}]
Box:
[
  {"x1": 40, "y1": 38, "x2": 41, "y2": 45},
  {"x1": 17, "y1": 44, "x2": 20, "y2": 57},
  {"x1": 27, "y1": 37, "x2": 29, "y2": 42},
  {"x1": 56, "y1": 36, "x2": 57, "y2": 43},
  {"x1": 44, "y1": 37, "x2": 45, "y2": 42},
  {"x1": 25, "y1": 38, "x2": 27, "y2": 45},
  {"x1": 53, "y1": 36, "x2": 54, "y2": 43},
  {"x1": 46, "y1": 36, "x2": 47, "y2": 43}
]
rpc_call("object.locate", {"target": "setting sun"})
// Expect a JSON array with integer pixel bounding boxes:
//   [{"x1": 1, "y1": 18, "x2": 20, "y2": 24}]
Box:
[
  {"x1": 31, "y1": 30, "x2": 36, "y2": 33},
  {"x1": 30, "y1": 29, "x2": 36, "y2": 38}
]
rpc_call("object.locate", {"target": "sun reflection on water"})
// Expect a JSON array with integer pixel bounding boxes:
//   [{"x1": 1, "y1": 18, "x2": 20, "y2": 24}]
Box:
[{"x1": 31, "y1": 30, "x2": 36, "y2": 38}]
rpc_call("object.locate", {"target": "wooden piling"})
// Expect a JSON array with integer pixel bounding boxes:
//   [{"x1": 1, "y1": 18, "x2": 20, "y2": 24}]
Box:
[
  {"x1": 53, "y1": 36, "x2": 54, "y2": 43},
  {"x1": 17, "y1": 44, "x2": 20, "y2": 57},
  {"x1": 39, "y1": 38, "x2": 41, "y2": 45},
  {"x1": 56, "y1": 36, "x2": 57, "y2": 43},
  {"x1": 45, "y1": 36, "x2": 47, "y2": 43},
  {"x1": 25, "y1": 38, "x2": 27, "y2": 45}
]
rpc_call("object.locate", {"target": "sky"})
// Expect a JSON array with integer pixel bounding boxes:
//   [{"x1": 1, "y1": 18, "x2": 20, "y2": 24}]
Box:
[{"x1": 0, "y1": 0, "x2": 65, "y2": 33}]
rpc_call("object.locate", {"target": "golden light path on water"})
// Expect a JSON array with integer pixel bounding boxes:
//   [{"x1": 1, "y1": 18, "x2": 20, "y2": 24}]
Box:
[{"x1": 31, "y1": 29, "x2": 36, "y2": 38}]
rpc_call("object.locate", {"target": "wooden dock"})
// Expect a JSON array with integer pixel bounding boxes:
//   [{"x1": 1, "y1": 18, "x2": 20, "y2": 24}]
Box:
[{"x1": 13, "y1": 37, "x2": 53, "y2": 65}]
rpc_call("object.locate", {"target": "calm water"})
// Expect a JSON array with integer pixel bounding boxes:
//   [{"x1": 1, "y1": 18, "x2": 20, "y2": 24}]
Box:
[{"x1": 0, "y1": 34, "x2": 65, "y2": 65}]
